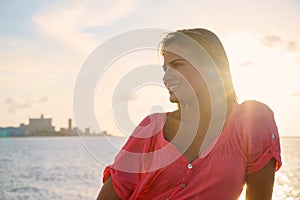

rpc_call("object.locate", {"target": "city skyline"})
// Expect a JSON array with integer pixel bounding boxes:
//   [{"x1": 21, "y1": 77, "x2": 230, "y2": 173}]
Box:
[{"x1": 0, "y1": 114, "x2": 105, "y2": 137}]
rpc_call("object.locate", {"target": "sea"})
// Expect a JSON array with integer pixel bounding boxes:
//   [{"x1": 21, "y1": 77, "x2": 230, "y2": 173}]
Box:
[{"x1": 0, "y1": 136, "x2": 299, "y2": 200}]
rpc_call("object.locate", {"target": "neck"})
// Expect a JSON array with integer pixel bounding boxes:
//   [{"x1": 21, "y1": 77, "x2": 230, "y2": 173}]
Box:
[{"x1": 178, "y1": 94, "x2": 212, "y2": 125}]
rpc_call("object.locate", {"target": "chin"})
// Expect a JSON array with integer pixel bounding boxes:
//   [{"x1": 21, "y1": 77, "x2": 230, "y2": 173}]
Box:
[
  {"x1": 169, "y1": 93, "x2": 179, "y2": 103},
  {"x1": 170, "y1": 98, "x2": 179, "y2": 103},
  {"x1": 169, "y1": 95, "x2": 194, "y2": 105}
]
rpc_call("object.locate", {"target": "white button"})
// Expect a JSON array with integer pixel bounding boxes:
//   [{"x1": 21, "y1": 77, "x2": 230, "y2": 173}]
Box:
[
  {"x1": 272, "y1": 134, "x2": 275, "y2": 139},
  {"x1": 187, "y1": 163, "x2": 193, "y2": 169},
  {"x1": 180, "y1": 183, "x2": 186, "y2": 188}
]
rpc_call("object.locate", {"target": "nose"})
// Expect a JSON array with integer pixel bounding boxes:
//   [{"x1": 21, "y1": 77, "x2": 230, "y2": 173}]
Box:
[{"x1": 163, "y1": 66, "x2": 175, "y2": 85}]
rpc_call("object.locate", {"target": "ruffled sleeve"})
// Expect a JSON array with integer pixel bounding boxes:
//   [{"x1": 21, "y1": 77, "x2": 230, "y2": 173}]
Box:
[
  {"x1": 236, "y1": 100, "x2": 282, "y2": 175},
  {"x1": 102, "y1": 113, "x2": 163, "y2": 199}
]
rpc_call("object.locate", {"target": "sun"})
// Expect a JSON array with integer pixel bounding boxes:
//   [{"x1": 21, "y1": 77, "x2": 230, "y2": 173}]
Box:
[{"x1": 225, "y1": 32, "x2": 300, "y2": 136}]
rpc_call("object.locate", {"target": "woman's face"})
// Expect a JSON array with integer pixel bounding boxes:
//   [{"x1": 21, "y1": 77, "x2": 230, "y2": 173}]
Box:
[{"x1": 163, "y1": 45, "x2": 207, "y2": 104}]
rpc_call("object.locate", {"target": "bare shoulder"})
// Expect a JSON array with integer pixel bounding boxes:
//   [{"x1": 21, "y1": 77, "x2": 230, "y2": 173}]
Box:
[{"x1": 239, "y1": 100, "x2": 274, "y2": 116}]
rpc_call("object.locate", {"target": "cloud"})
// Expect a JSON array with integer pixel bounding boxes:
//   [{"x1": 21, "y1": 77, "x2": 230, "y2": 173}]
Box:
[
  {"x1": 238, "y1": 61, "x2": 254, "y2": 67},
  {"x1": 32, "y1": 0, "x2": 138, "y2": 54},
  {"x1": 5, "y1": 98, "x2": 32, "y2": 112},
  {"x1": 262, "y1": 34, "x2": 297, "y2": 52},
  {"x1": 4, "y1": 97, "x2": 49, "y2": 112},
  {"x1": 290, "y1": 91, "x2": 300, "y2": 97},
  {"x1": 262, "y1": 35, "x2": 282, "y2": 48},
  {"x1": 37, "y1": 97, "x2": 49, "y2": 103},
  {"x1": 287, "y1": 41, "x2": 297, "y2": 52}
]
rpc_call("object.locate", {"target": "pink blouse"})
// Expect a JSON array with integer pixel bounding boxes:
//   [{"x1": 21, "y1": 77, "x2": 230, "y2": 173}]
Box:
[{"x1": 102, "y1": 100, "x2": 282, "y2": 200}]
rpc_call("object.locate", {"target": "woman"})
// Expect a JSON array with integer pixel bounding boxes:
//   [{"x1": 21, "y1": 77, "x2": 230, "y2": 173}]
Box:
[{"x1": 97, "y1": 28, "x2": 281, "y2": 200}]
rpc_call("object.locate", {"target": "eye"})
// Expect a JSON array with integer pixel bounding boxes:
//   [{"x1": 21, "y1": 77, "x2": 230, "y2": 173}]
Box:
[
  {"x1": 172, "y1": 62, "x2": 183, "y2": 69},
  {"x1": 162, "y1": 61, "x2": 185, "y2": 72}
]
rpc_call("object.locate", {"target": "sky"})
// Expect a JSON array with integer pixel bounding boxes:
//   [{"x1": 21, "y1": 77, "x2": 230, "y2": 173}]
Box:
[{"x1": 0, "y1": 0, "x2": 300, "y2": 136}]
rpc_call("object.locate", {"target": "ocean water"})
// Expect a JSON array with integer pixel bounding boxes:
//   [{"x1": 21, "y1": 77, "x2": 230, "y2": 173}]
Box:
[{"x1": 0, "y1": 136, "x2": 299, "y2": 200}]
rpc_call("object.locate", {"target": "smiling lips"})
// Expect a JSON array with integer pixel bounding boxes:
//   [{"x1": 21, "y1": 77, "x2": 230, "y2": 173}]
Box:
[{"x1": 167, "y1": 83, "x2": 181, "y2": 91}]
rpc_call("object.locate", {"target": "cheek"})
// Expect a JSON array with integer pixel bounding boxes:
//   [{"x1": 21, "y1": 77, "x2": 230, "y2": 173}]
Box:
[{"x1": 183, "y1": 72, "x2": 205, "y2": 92}]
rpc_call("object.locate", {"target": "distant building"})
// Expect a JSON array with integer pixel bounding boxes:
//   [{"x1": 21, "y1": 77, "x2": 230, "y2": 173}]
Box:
[
  {"x1": 59, "y1": 118, "x2": 75, "y2": 135},
  {"x1": 0, "y1": 123, "x2": 27, "y2": 137},
  {"x1": 68, "y1": 118, "x2": 72, "y2": 130},
  {"x1": 27, "y1": 114, "x2": 55, "y2": 134},
  {"x1": 0, "y1": 115, "x2": 105, "y2": 137},
  {"x1": 84, "y1": 128, "x2": 90, "y2": 135}
]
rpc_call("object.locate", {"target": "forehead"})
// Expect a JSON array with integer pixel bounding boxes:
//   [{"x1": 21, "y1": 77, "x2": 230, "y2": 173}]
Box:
[
  {"x1": 163, "y1": 42, "x2": 209, "y2": 66},
  {"x1": 163, "y1": 43, "x2": 192, "y2": 61},
  {"x1": 163, "y1": 51, "x2": 183, "y2": 62},
  {"x1": 163, "y1": 45, "x2": 216, "y2": 75}
]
